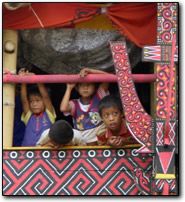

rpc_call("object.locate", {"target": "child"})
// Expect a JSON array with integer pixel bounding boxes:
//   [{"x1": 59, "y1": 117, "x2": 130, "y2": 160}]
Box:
[
  {"x1": 36, "y1": 120, "x2": 86, "y2": 148},
  {"x1": 96, "y1": 95, "x2": 138, "y2": 146},
  {"x1": 60, "y1": 68, "x2": 109, "y2": 145},
  {"x1": 18, "y1": 68, "x2": 56, "y2": 146}
]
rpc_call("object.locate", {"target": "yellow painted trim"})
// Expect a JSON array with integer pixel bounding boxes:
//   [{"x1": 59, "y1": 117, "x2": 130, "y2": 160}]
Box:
[
  {"x1": 75, "y1": 15, "x2": 115, "y2": 30},
  {"x1": 75, "y1": 4, "x2": 115, "y2": 30},
  {"x1": 155, "y1": 174, "x2": 176, "y2": 179},
  {"x1": 3, "y1": 144, "x2": 141, "y2": 150}
]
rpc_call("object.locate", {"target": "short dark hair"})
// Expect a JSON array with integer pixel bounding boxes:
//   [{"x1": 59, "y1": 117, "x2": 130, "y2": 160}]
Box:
[
  {"x1": 49, "y1": 120, "x2": 73, "y2": 144},
  {"x1": 27, "y1": 85, "x2": 42, "y2": 99},
  {"x1": 98, "y1": 95, "x2": 123, "y2": 117}
]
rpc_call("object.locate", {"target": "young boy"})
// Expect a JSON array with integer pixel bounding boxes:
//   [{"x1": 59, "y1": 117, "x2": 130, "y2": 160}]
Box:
[
  {"x1": 60, "y1": 68, "x2": 109, "y2": 146},
  {"x1": 96, "y1": 95, "x2": 137, "y2": 146},
  {"x1": 36, "y1": 120, "x2": 86, "y2": 148},
  {"x1": 18, "y1": 68, "x2": 56, "y2": 146}
]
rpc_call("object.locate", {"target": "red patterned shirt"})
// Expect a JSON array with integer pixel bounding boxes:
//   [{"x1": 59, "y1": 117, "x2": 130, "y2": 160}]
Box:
[{"x1": 96, "y1": 119, "x2": 132, "y2": 145}]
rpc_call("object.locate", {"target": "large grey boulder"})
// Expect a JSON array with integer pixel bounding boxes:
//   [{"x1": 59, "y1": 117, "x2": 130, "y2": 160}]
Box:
[{"x1": 18, "y1": 28, "x2": 141, "y2": 74}]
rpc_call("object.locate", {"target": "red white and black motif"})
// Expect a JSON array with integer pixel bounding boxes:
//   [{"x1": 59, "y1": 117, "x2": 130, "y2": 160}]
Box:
[
  {"x1": 110, "y1": 41, "x2": 154, "y2": 153},
  {"x1": 155, "y1": 146, "x2": 175, "y2": 175},
  {"x1": 142, "y1": 45, "x2": 178, "y2": 62},
  {"x1": 157, "y1": 3, "x2": 178, "y2": 45},
  {"x1": 132, "y1": 168, "x2": 152, "y2": 195},
  {"x1": 156, "y1": 120, "x2": 176, "y2": 146},
  {"x1": 154, "y1": 3, "x2": 178, "y2": 195},
  {"x1": 155, "y1": 179, "x2": 176, "y2": 194},
  {"x1": 3, "y1": 149, "x2": 152, "y2": 195},
  {"x1": 156, "y1": 63, "x2": 176, "y2": 120}
]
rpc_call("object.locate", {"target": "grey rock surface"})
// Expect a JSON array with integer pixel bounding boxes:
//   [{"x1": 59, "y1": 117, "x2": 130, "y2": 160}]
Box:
[{"x1": 18, "y1": 28, "x2": 141, "y2": 74}]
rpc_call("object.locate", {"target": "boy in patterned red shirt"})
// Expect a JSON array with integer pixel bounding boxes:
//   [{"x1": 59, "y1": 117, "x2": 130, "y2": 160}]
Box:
[{"x1": 96, "y1": 95, "x2": 137, "y2": 146}]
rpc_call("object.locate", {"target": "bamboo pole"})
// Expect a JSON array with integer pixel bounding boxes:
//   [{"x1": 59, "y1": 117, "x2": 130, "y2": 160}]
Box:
[{"x1": 3, "y1": 30, "x2": 18, "y2": 147}]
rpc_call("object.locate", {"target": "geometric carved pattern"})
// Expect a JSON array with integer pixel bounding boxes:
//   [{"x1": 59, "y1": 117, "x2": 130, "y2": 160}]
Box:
[
  {"x1": 142, "y1": 45, "x2": 178, "y2": 62},
  {"x1": 155, "y1": 146, "x2": 175, "y2": 175},
  {"x1": 155, "y1": 179, "x2": 176, "y2": 193},
  {"x1": 3, "y1": 149, "x2": 153, "y2": 195},
  {"x1": 110, "y1": 41, "x2": 154, "y2": 153},
  {"x1": 156, "y1": 120, "x2": 176, "y2": 146},
  {"x1": 156, "y1": 121, "x2": 165, "y2": 146}
]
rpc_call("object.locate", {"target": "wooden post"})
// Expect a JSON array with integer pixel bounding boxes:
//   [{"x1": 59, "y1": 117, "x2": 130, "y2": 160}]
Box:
[{"x1": 3, "y1": 30, "x2": 18, "y2": 147}]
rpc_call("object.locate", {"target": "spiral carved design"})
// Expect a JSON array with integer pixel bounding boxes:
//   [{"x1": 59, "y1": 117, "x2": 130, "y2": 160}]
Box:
[
  {"x1": 156, "y1": 64, "x2": 175, "y2": 119},
  {"x1": 157, "y1": 3, "x2": 178, "y2": 44},
  {"x1": 110, "y1": 41, "x2": 153, "y2": 153}
]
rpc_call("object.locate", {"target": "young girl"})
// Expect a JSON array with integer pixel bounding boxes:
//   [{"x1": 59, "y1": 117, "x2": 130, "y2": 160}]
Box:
[
  {"x1": 18, "y1": 68, "x2": 56, "y2": 146},
  {"x1": 60, "y1": 68, "x2": 109, "y2": 145}
]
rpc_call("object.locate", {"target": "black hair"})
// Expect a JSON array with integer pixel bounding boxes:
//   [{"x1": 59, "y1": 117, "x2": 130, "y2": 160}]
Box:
[
  {"x1": 98, "y1": 95, "x2": 123, "y2": 117},
  {"x1": 48, "y1": 120, "x2": 73, "y2": 144},
  {"x1": 76, "y1": 82, "x2": 100, "y2": 90},
  {"x1": 27, "y1": 85, "x2": 42, "y2": 100}
]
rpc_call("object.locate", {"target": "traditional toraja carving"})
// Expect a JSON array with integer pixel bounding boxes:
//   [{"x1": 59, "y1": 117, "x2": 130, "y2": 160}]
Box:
[
  {"x1": 132, "y1": 168, "x2": 152, "y2": 195},
  {"x1": 156, "y1": 63, "x2": 176, "y2": 122},
  {"x1": 155, "y1": 4, "x2": 178, "y2": 191},
  {"x1": 110, "y1": 3, "x2": 178, "y2": 194},
  {"x1": 142, "y1": 3, "x2": 178, "y2": 195},
  {"x1": 157, "y1": 3, "x2": 178, "y2": 45},
  {"x1": 110, "y1": 41, "x2": 154, "y2": 153},
  {"x1": 155, "y1": 179, "x2": 176, "y2": 193},
  {"x1": 142, "y1": 45, "x2": 178, "y2": 62},
  {"x1": 156, "y1": 120, "x2": 176, "y2": 146},
  {"x1": 3, "y1": 149, "x2": 152, "y2": 195}
]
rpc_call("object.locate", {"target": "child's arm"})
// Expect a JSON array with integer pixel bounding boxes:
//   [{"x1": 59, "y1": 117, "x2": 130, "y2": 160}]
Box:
[
  {"x1": 18, "y1": 68, "x2": 29, "y2": 115},
  {"x1": 20, "y1": 83, "x2": 30, "y2": 115},
  {"x1": 79, "y1": 68, "x2": 109, "y2": 92},
  {"x1": 60, "y1": 83, "x2": 76, "y2": 113},
  {"x1": 107, "y1": 136, "x2": 138, "y2": 147},
  {"x1": 121, "y1": 136, "x2": 138, "y2": 145},
  {"x1": 37, "y1": 83, "x2": 54, "y2": 115}
]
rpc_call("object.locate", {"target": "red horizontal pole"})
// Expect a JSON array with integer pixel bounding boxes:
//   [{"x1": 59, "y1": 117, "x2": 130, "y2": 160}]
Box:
[{"x1": 3, "y1": 74, "x2": 156, "y2": 84}]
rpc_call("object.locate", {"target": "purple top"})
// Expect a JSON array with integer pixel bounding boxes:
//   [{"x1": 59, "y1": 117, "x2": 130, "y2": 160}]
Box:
[
  {"x1": 21, "y1": 111, "x2": 53, "y2": 146},
  {"x1": 72, "y1": 92, "x2": 102, "y2": 131}
]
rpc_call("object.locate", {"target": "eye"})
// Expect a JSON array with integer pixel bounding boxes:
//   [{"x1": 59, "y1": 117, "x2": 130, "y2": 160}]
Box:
[
  {"x1": 103, "y1": 113, "x2": 109, "y2": 118},
  {"x1": 113, "y1": 111, "x2": 118, "y2": 116}
]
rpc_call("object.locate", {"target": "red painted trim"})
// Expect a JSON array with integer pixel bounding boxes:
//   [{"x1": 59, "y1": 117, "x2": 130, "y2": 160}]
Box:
[
  {"x1": 3, "y1": 74, "x2": 156, "y2": 84},
  {"x1": 164, "y1": 33, "x2": 176, "y2": 146}
]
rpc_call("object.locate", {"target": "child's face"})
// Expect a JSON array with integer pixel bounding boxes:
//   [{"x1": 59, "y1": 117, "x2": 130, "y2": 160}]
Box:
[
  {"x1": 76, "y1": 83, "x2": 96, "y2": 99},
  {"x1": 29, "y1": 95, "x2": 45, "y2": 114},
  {"x1": 101, "y1": 105, "x2": 123, "y2": 132}
]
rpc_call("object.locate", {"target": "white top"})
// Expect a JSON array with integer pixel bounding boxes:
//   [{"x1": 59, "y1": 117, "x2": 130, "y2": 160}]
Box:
[{"x1": 36, "y1": 128, "x2": 86, "y2": 146}]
